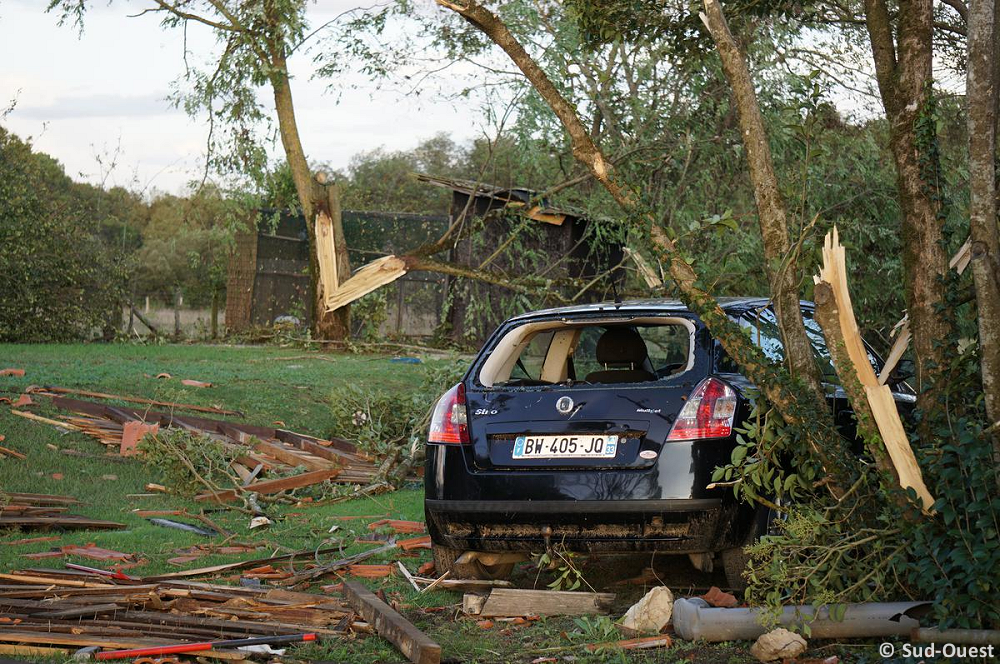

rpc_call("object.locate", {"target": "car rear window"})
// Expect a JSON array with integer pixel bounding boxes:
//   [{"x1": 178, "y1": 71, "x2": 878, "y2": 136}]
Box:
[{"x1": 481, "y1": 318, "x2": 695, "y2": 387}]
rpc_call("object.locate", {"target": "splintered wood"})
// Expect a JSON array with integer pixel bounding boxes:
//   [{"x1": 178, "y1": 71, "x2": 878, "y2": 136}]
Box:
[
  {"x1": 0, "y1": 570, "x2": 361, "y2": 659},
  {"x1": 31, "y1": 395, "x2": 380, "y2": 500},
  {"x1": 814, "y1": 227, "x2": 935, "y2": 512},
  {"x1": 323, "y1": 254, "x2": 409, "y2": 312}
]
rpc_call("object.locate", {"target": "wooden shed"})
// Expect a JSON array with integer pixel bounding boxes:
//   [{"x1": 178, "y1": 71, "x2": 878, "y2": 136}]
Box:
[{"x1": 416, "y1": 174, "x2": 624, "y2": 344}]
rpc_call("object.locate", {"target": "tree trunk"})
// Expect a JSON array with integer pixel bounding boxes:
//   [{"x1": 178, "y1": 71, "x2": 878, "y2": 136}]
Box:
[
  {"x1": 700, "y1": 0, "x2": 827, "y2": 405},
  {"x1": 862, "y1": 0, "x2": 953, "y2": 416},
  {"x1": 263, "y1": 11, "x2": 345, "y2": 342},
  {"x1": 968, "y1": 0, "x2": 1000, "y2": 457},
  {"x1": 437, "y1": 0, "x2": 855, "y2": 498}
]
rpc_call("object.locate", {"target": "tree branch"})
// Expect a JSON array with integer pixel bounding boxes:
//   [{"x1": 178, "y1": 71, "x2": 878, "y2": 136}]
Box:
[{"x1": 150, "y1": 0, "x2": 243, "y2": 33}]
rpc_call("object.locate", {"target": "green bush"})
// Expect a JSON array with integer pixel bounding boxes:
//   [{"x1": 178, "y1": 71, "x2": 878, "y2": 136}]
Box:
[{"x1": 0, "y1": 127, "x2": 128, "y2": 341}]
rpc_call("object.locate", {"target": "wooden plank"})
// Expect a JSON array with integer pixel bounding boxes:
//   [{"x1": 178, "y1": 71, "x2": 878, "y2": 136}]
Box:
[
  {"x1": 477, "y1": 588, "x2": 615, "y2": 617},
  {"x1": 194, "y1": 468, "x2": 341, "y2": 502},
  {"x1": 35, "y1": 602, "x2": 121, "y2": 619},
  {"x1": 34, "y1": 386, "x2": 243, "y2": 417},
  {"x1": 143, "y1": 545, "x2": 346, "y2": 581},
  {"x1": 0, "y1": 493, "x2": 80, "y2": 506},
  {"x1": 0, "y1": 632, "x2": 246, "y2": 660},
  {"x1": 342, "y1": 580, "x2": 441, "y2": 664},
  {"x1": 0, "y1": 516, "x2": 126, "y2": 530},
  {"x1": 0, "y1": 573, "x2": 114, "y2": 588},
  {"x1": 253, "y1": 440, "x2": 331, "y2": 471}
]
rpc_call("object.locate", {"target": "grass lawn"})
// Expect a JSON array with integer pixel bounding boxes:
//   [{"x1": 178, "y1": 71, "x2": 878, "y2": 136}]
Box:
[{"x1": 0, "y1": 343, "x2": 880, "y2": 663}]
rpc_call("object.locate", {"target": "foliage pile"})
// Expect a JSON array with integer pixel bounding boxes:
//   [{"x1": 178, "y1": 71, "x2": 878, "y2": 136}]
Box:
[
  {"x1": 138, "y1": 429, "x2": 241, "y2": 497},
  {"x1": 329, "y1": 358, "x2": 467, "y2": 468}
]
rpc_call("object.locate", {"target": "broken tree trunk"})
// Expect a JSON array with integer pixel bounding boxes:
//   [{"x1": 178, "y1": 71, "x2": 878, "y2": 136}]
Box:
[
  {"x1": 814, "y1": 228, "x2": 934, "y2": 513},
  {"x1": 311, "y1": 175, "x2": 352, "y2": 340}
]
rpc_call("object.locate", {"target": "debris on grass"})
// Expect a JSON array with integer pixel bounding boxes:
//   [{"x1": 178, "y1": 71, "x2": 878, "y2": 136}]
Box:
[
  {"x1": 346, "y1": 564, "x2": 394, "y2": 579},
  {"x1": 397, "y1": 535, "x2": 432, "y2": 551},
  {"x1": 0, "y1": 493, "x2": 124, "y2": 532},
  {"x1": 750, "y1": 628, "x2": 807, "y2": 662},
  {"x1": 2, "y1": 535, "x2": 60, "y2": 546},
  {"x1": 342, "y1": 579, "x2": 442, "y2": 664},
  {"x1": 181, "y1": 379, "x2": 213, "y2": 388},
  {"x1": 467, "y1": 588, "x2": 615, "y2": 618},
  {"x1": 146, "y1": 517, "x2": 218, "y2": 537},
  {"x1": 23, "y1": 543, "x2": 135, "y2": 562},
  {"x1": 701, "y1": 585, "x2": 739, "y2": 608},
  {"x1": 0, "y1": 569, "x2": 362, "y2": 657},
  {"x1": 619, "y1": 586, "x2": 674, "y2": 634},
  {"x1": 368, "y1": 519, "x2": 426, "y2": 533},
  {"x1": 585, "y1": 634, "x2": 672, "y2": 652},
  {"x1": 0, "y1": 434, "x2": 26, "y2": 459},
  {"x1": 27, "y1": 385, "x2": 242, "y2": 417},
  {"x1": 0, "y1": 368, "x2": 26, "y2": 376}
]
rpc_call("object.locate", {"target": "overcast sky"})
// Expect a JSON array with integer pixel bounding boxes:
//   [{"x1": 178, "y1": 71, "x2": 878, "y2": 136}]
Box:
[{"x1": 0, "y1": 0, "x2": 482, "y2": 195}]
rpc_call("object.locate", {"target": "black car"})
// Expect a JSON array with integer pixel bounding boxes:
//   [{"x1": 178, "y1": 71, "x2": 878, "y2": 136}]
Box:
[{"x1": 424, "y1": 298, "x2": 913, "y2": 587}]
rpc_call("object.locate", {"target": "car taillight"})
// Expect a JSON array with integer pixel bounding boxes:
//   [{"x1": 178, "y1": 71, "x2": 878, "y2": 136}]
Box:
[
  {"x1": 666, "y1": 377, "x2": 738, "y2": 441},
  {"x1": 428, "y1": 383, "x2": 470, "y2": 444}
]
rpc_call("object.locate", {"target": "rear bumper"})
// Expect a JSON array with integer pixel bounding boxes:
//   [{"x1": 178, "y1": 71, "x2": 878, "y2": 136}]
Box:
[{"x1": 425, "y1": 497, "x2": 747, "y2": 553}]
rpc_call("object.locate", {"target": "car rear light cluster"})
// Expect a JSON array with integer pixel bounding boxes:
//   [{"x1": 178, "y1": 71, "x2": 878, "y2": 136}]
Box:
[
  {"x1": 667, "y1": 377, "x2": 737, "y2": 440},
  {"x1": 428, "y1": 383, "x2": 470, "y2": 444}
]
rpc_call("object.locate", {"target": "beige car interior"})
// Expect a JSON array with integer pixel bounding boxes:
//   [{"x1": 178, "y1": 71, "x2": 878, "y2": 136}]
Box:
[{"x1": 479, "y1": 317, "x2": 696, "y2": 388}]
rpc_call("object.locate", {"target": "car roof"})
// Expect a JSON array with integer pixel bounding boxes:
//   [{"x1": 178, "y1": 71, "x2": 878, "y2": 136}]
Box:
[{"x1": 505, "y1": 297, "x2": 812, "y2": 323}]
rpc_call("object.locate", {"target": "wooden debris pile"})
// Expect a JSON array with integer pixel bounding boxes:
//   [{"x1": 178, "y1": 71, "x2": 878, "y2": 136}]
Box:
[
  {"x1": 0, "y1": 493, "x2": 124, "y2": 532},
  {"x1": 28, "y1": 394, "x2": 381, "y2": 500},
  {"x1": 0, "y1": 568, "x2": 364, "y2": 660}
]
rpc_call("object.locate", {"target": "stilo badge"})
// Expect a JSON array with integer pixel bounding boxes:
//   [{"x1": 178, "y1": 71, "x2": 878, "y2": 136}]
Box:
[{"x1": 555, "y1": 396, "x2": 574, "y2": 415}]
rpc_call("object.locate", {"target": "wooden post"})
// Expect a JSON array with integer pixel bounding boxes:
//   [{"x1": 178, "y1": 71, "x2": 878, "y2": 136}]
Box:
[
  {"x1": 128, "y1": 288, "x2": 135, "y2": 335},
  {"x1": 396, "y1": 280, "x2": 404, "y2": 334},
  {"x1": 145, "y1": 295, "x2": 150, "y2": 313},
  {"x1": 173, "y1": 288, "x2": 182, "y2": 340},
  {"x1": 211, "y1": 290, "x2": 219, "y2": 340}
]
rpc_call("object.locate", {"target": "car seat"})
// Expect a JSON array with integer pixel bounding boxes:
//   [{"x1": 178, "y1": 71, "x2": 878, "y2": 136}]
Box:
[{"x1": 584, "y1": 327, "x2": 657, "y2": 383}]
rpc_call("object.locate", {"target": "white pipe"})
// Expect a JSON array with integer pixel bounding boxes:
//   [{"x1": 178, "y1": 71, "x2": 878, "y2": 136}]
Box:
[{"x1": 673, "y1": 598, "x2": 929, "y2": 641}]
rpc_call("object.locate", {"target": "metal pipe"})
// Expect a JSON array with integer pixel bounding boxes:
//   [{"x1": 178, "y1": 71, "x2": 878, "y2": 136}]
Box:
[
  {"x1": 672, "y1": 598, "x2": 930, "y2": 641},
  {"x1": 911, "y1": 628, "x2": 1000, "y2": 645}
]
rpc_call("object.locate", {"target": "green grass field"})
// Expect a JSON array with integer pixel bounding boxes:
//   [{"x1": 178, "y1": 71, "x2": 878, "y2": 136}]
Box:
[{"x1": 0, "y1": 343, "x2": 873, "y2": 663}]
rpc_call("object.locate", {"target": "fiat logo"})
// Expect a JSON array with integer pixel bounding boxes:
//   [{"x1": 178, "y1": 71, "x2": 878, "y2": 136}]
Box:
[{"x1": 555, "y1": 396, "x2": 574, "y2": 414}]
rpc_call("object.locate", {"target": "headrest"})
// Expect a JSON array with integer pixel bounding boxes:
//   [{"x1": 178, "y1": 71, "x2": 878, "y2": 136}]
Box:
[{"x1": 595, "y1": 327, "x2": 648, "y2": 366}]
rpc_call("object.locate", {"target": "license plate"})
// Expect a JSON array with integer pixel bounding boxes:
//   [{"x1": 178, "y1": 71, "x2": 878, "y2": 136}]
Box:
[{"x1": 512, "y1": 434, "x2": 619, "y2": 459}]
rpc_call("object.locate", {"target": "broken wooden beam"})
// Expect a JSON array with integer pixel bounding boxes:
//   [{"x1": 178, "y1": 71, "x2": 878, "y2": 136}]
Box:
[
  {"x1": 469, "y1": 588, "x2": 615, "y2": 617},
  {"x1": 342, "y1": 580, "x2": 441, "y2": 664}
]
